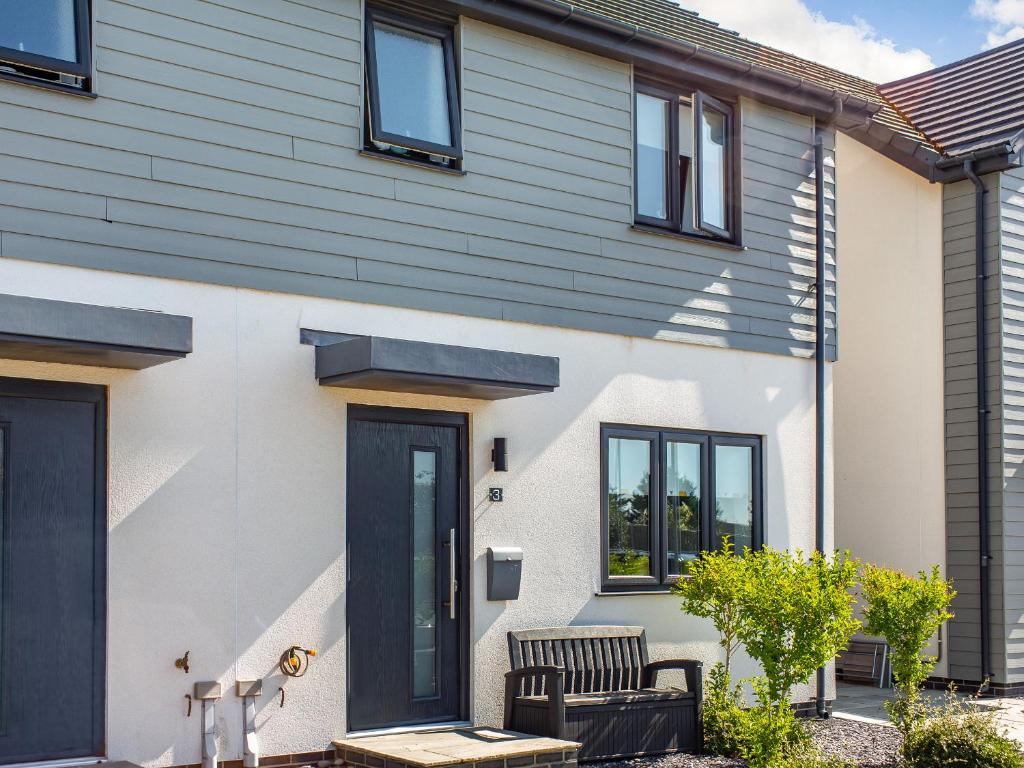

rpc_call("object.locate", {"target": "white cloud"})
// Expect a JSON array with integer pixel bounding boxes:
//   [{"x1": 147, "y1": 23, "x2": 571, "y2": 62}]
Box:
[
  {"x1": 971, "y1": 0, "x2": 1024, "y2": 48},
  {"x1": 677, "y1": 0, "x2": 934, "y2": 82}
]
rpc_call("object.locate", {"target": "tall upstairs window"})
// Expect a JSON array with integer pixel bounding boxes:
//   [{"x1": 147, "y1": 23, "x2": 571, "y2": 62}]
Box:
[
  {"x1": 364, "y1": 6, "x2": 462, "y2": 168},
  {"x1": 0, "y1": 0, "x2": 91, "y2": 91},
  {"x1": 635, "y1": 83, "x2": 739, "y2": 243}
]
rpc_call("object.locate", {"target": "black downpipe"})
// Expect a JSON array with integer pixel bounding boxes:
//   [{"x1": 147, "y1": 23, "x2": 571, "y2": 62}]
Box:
[
  {"x1": 964, "y1": 159, "x2": 992, "y2": 686},
  {"x1": 814, "y1": 132, "x2": 828, "y2": 719}
]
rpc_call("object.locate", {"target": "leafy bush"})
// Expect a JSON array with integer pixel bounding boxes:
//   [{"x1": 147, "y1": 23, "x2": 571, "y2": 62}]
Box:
[
  {"x1": 900, "y1": 689, "x2": 1023, "y2": 768},
  {"x1": 860, "y1": 564, "x2": 954, "y2": 731},
  {"x1": 734, "y1": 547, "x2": 860, "y2": 767},
  {"x1": 672, "y1": 540, "x2": 745, "y2": 675},
  {"x1": 675, "y1": 544, "x2": 860, "y2": 767},
  {"x1": 700, "y1": 662, "x2": 748, "y2": 758},
  {"x1": 673, "y1": 541, "x2": 748, "y2": 756}
]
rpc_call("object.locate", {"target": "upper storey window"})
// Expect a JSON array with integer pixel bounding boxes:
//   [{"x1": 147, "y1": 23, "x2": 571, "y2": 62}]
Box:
[
  {"x1": 364, "y1": 7, "x2": 462, "y2": 167},
  {"x1": 0, "y1": 0, "x2": 91, "y2": 90},
  {"x1": 635, "y1": 83, "x2": 739, "y2": 243}
]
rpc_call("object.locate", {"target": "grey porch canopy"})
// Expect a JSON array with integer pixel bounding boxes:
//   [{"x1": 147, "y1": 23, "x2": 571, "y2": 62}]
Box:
[
  {"x1": 314, "y1": 334, "x2": 559, "y2": 400},
  {"x1": 0, "y1": 293, "x2": 192, "y2": 369}
]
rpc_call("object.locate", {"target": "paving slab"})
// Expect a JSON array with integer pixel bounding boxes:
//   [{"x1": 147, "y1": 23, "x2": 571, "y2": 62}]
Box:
[
  {"x1": 335, "y1": 727, "x2": 581, "y2": 768},
  {"x1": 834, "y1": 681, "x2": 1024, "y2": 743}
]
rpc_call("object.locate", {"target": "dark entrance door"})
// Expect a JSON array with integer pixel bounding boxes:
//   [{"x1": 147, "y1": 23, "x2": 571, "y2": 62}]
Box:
[
  {"x1": 347, "y1": 407, "x2": 465, "y2": 732},
  {"x1": 0, "y1": 378, "x2": 106, "y2": 764}
]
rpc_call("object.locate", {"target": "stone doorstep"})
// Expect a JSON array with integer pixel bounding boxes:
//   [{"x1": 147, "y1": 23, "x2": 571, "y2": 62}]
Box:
[{"x1": 334, "y1": 727, "x2": 581, "y2": 768}]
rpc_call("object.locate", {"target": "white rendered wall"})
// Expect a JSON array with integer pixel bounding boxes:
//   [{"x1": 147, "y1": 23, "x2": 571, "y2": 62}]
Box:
[
  {"x1": 0, "y1": 258, "x2": 829, "y2": 765},
  {"x1": 833, "y1": 134, "x2": 946, "y2": 671}
]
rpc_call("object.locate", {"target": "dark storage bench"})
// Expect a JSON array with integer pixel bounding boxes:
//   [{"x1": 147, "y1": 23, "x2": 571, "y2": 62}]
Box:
[{"x1": 503, "y1": 626, "x2": 703, "y2": 762}]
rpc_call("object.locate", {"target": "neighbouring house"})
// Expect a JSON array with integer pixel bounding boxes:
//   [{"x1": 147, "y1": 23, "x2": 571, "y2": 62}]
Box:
[
  {"x1": 0, "y1": 1, "x2": 996, "y2": 766},
  {"x1": 835, "y1": 40, "x2": 1024, "y2": 693}
]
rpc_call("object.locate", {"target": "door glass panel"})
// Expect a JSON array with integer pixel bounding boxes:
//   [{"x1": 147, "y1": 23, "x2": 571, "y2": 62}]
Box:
[
  {"x1": 636, "y1": 93, "x2": 669, "y2": 220},
  {"x1": 412, "y1": 450, "x2": 437, "y2": 698},
  {"x1": 0, "y1": 0, "x2": 78, "y2": 62},
  {"x1": 607, "y1": 437, "x2": 653, "y2": 577},
  {"x1": 715, "y1": 445, "x2": 753, "y2": 551},
  {"x1": 666, "y1": 441, "x2": 700, "y2": 574},
  {"x1": 373, "y1": 22, "x2": 452, "y2": 147},
  {"x1": 700, "y1": 106, "x2": 728, "y2": 231}
]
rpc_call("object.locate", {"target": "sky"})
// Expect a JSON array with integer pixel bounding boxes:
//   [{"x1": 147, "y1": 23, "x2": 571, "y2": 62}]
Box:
[{"x1": 676, "y1": 0, "x2": 1024, "y2": 83}]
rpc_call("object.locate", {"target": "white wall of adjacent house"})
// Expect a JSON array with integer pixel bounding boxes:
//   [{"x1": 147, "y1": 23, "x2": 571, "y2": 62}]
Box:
[
  {"x1": 0, "y1": 257, "x2": 829, "y2": 766},
  {"x1": 833, "y1": 133, "x2": 947, "y2": 673}
]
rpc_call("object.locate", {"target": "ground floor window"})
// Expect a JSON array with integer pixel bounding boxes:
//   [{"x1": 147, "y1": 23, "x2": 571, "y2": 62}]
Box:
[{"x1": 601, "y1": 424, "x2": 762, "y2": 591}]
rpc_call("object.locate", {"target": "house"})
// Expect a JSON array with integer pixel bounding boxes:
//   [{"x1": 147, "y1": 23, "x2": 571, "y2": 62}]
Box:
[
  {"x1": 835, "y1": 40, "x2": 1024, "y2": 694},
  {"x1": 0, "y1": 0, "x2": 970, "y2": 766}
]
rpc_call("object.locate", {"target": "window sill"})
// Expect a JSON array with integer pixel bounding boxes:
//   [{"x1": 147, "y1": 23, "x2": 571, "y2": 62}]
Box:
[
  {"x1": 596, "y1": 589, "x2": 677, "y2": 596},
  {"x1": 630, "y1": 223, "x2": 745, "y2": 252},
  {"x1": 359, "y1": 149, "x2": 466, "y2": 176},
  {"x1": 0, "y1": 70, "x2": 95, "y2": 98}
]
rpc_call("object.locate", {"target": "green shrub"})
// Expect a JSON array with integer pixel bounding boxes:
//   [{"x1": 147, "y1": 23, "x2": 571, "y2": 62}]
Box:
[
  {"x1": 675, "y1": 545, "x2": 860, "y2": 767},
  {"x1": 701, "y1": 662, "x2": 748, "y2": 758},
  {"x1": 860, "y1": 564, "x2": 954, "y2": 731},
  {"x1": 672, "y1": 540, "x2": 745, "y2": 675},
  {"x1": 672, "y1": 541, "x2": 748, "y2": 756},
  {"x1": 900, "y1": 690, "x2": 1024, "y2": 768},
  {"x1": 734, "y1": 547, "x2": 860, "y2": 768}
]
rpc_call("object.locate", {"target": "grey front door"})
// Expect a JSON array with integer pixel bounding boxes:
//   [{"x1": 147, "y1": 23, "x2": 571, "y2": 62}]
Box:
[
  {"x1": 346, "y1": 407, "x2": 464, "y2": 732},
  {"x1": 0, "y1": 378, "x2": 106, "y2": 764}
]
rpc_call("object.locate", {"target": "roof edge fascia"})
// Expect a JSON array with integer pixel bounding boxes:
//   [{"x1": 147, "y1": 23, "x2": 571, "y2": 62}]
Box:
[{"x1": 440, "y1": 0, "x2": 882, "y2": 127}]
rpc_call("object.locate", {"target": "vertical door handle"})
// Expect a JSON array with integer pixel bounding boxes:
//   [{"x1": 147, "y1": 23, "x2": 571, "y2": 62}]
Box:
[{"x1": 448, "y1": 527, "x2": 457, "y2": 620}]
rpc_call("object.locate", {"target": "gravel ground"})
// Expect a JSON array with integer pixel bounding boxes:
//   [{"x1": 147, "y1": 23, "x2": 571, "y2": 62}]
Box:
[
  {"x1": 590, "y1": 717, "x2": 901, "y2": 768},
  {"x1": 804, "y1": 718, "x2": 902, "y2": 767}
]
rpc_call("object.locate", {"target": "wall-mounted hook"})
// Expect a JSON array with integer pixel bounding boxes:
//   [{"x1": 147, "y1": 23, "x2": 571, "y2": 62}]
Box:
[
  {"x1": 185, "y1": 694, "x2": 193, "y2": 718},
  {"x1": 175, "y1": 651, "x2": 191, "y2": 674},
  {"x1": 278, "y1": 686, "x2": 285, "y2": 708}
]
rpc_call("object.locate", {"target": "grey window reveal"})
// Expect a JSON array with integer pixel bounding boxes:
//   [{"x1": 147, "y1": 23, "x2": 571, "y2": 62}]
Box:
[
  {"x1": 634, "y1": 83, "x2": 739, "y2": 242},
  {"x1": 364, "y1": 7, "x2": 462, "y2": 166},
  {"x1": 0, "y1": 0, "x2": 91, "y2": 88},
  {"x1": 601, "y1": 424, "x2": 762, "y2": 591}
]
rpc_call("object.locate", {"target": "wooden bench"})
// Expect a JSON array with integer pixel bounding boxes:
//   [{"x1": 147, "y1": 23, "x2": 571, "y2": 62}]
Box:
[
  {"x1": 837, "y1": 639, "x2": 891, "y2": 687},
  {"x1": 503, "y1": 626, "x2": 702, "y2": 762}
]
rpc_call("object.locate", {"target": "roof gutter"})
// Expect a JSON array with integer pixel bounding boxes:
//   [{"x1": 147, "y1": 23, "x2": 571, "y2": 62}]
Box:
[
  {"x1": 843, "y1": 118, "x2": 1019, "y2": 182},
  {"x1": 442, "y1": 0, "x2": 883, "y2": 126},
  {"x1": 932, "y1": 142, "x2": 1018, "y2": 183}
]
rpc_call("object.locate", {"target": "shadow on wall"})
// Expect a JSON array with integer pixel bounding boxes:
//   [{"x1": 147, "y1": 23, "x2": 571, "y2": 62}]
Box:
[{"x1": 107, "y1": 310, "x2": 814, "y2": 758}]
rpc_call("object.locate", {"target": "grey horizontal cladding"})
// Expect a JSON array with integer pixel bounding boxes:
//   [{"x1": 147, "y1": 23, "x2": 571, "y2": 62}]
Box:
[
  {"x1": 944, "y1": 173, "x2": 1006, "y2": 684},
  {"x1": 0, "y1": 2, "x2": 832, "y2": 360},
  {"x1": 1000, "y1": 164, "x2": 1024, "y2": 676},
  {"x1": 0, "y1": 292, "x2": 192, "y2": 369},
  {"x1": 314, "y1": 335, "x2": 560, "y2": 400}
]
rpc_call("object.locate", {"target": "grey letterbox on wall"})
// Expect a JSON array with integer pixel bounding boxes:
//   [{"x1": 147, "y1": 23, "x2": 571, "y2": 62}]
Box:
[{"x1": 487, "y1": 547, "x2": 523, "y2": 601}]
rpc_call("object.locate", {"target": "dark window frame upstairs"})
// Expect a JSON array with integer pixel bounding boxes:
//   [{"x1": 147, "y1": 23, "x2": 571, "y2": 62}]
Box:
[
  {"x1": 364, "y1": 6, "x2": 463, "y2": 162},
  {"x1": 633, "y1": 80, "x2": 742, "y2": 245},
  {"x1": 694, "y1": 91, "x2": 736, "y2": 240},
  {"x1": 600, "y1": 423, "x2": 763, "y2": 593},
  {"x1": 0, "y1": 0, "x2": 92, "y2": 85}
]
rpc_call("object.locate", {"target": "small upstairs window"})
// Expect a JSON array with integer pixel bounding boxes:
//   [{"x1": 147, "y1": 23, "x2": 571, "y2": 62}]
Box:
[
  {"x1": 635, "y1": 83, "x2": 739, "y2": 243},
  {"x1": 0, "y1": 0, "x2": 91, "y2": 91},
  {"x1": 364, "y1": 6, "x2": 462, "y2": 167}
]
